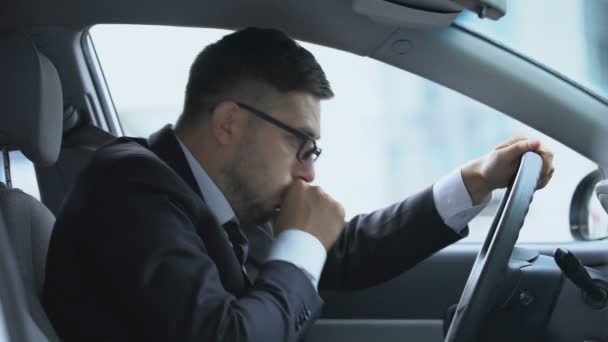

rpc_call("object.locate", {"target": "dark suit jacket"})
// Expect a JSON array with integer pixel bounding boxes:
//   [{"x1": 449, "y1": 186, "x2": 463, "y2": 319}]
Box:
[{"x1": 43, "y1": 125, "x2": 465, "y2": 342}]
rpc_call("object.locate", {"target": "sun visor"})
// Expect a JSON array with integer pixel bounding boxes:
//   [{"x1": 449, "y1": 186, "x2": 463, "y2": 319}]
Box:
[{"x1": 353, "y1": 0, "x2": 507, "y2": 29}]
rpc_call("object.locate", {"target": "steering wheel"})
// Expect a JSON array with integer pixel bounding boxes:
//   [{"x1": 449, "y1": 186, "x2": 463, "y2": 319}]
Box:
[{"x1": 444, "y1": 151, "x2": 543, "y2": 342}]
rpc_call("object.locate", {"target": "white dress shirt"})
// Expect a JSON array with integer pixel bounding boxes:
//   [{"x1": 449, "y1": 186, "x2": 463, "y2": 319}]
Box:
[{"x1": 176, "y1": 137, "x2": 490, "y2": 288}]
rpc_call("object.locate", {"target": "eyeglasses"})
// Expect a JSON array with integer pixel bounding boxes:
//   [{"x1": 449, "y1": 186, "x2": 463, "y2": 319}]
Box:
[{"x1": 236, "y1": 102, "x2": 322, "y2": 162}]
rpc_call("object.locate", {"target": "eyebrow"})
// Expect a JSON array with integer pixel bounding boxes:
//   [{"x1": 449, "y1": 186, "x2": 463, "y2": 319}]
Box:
[{"x1": 237, "y1": 102, "x2": 319, "y2": 140}]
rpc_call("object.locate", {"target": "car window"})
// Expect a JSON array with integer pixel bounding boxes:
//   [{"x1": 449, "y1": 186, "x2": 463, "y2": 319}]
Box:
[
  {"x1": 0, "y1": 152, "x2": 40, "y2": 200},
  {"x1": 89, "y1": 24, "x2": 603, "y2": 242},
  {"x1": 456, "y1": 0, "x2": 608, "y2": 102}
]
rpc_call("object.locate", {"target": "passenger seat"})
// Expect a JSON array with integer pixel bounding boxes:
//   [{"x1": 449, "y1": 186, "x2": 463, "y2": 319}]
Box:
[{"x1": 0, "y1": 32, "x2": 63, "y2": 342}]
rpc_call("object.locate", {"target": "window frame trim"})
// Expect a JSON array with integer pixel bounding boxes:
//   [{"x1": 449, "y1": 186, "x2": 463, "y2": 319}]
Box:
[{"x1": 81, "y1": 29, "x2": 125, "y2": 136}]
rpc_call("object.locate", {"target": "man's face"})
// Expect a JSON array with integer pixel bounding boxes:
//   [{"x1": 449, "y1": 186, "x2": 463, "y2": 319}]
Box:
[{"x1": 222, "y1": 91, "x2": 321, "y2": 226}]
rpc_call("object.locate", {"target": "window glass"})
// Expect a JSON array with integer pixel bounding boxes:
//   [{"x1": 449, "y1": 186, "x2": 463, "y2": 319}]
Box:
[
  {"x1": 456, "y1": 0, "x2": 608, "y2": 101},
  {"x1": 0, "y1": 151, "x2": 40, "y2": 199},
  {"x1": 90, "y1": 24, "x2": 601, "y2": 242}
]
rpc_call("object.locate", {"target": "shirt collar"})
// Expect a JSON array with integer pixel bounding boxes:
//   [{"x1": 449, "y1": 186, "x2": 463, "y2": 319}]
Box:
[{"x1": 176, "y1": 136, "x2": 237, "y2": 226}]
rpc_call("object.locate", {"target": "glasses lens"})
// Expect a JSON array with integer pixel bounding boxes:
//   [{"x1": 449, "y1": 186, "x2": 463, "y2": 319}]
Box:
[{"x1": 298, "y1": 139, "x2": 320, "y2": 161}]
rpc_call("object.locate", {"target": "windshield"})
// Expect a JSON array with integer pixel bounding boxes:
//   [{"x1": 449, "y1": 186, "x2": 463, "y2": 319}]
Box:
[{"x1": 455, "y1": 0, "x2": 608, "y2": 101}]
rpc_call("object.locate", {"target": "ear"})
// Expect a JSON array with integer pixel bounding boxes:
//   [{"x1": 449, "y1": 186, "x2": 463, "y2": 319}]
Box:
[{"x1": 210, "y1": 101, "x2": 244, "y2": 145}]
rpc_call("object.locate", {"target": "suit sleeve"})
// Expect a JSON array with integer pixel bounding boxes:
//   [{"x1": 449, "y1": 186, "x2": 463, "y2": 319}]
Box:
[
  {"x1": 319, "y1": 186, "x2": 467, "y2": 291},
  {"x1": 79, "y1": 156, "x2": 321, "y2": 342}
]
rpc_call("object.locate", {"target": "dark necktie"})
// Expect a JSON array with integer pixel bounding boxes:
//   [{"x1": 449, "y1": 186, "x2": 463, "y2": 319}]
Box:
[
  {"x1": 241, "y1": 223, "x2": 275, "y2": 282},
  {"x1": 223, "y1": 220, "x2": 249, "y2": 268}
]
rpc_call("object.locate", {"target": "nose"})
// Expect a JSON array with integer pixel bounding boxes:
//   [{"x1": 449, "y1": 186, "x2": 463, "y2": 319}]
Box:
[{"x1": 292, "y1": 158, "x2": 315, "y2": 183}]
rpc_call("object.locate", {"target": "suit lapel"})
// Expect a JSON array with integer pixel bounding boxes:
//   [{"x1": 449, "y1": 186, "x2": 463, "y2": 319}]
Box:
[
  {"x1": 148, "y1": 124, "x2": 203, "y2": 199},
  {"x1": 146, "y1": 125, "x2": 249, "y2": 294}
]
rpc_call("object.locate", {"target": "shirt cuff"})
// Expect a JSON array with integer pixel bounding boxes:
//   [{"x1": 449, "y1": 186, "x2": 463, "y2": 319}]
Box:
[
  {"x1": 433, "y1": 169, "x2": 492, "y2": 234},
  {"x1": 266, "y1": 229, "x2": 327, "y2": 288}
]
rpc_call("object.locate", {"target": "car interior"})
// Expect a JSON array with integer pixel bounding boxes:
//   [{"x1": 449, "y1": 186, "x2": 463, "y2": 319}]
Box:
[{"x1": 1, "y1": 0, "x2": 608, "y2": 341}]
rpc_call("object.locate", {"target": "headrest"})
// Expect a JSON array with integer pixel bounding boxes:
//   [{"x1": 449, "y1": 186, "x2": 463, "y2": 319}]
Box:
[{"x1": 0, "y1": 32, "x2": 63, "y2": 166}]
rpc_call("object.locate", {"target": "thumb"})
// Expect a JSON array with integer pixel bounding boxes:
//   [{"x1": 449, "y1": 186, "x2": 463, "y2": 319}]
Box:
[{"x1": 500, "y1": 139, "x2": 539, "y2": 161}]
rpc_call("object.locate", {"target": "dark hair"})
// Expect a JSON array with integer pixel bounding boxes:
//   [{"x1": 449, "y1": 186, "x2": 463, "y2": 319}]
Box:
[{"x1": 181, "y1": 27, "x2": 334, "y2": 121}]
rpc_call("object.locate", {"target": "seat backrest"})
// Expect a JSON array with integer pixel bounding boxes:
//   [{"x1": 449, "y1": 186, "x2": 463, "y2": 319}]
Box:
[{"x1": 0, "y1": 32, "x2": 64, "y2": 342}]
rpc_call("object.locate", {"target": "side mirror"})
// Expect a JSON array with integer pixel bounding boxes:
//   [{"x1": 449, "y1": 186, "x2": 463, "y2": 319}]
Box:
[
  {"x1": 596, "y1": 179, "x2": 608, "y2": 214},
  {"x1": 570, "y1": 170, "x2": 608, "y2": 240}
]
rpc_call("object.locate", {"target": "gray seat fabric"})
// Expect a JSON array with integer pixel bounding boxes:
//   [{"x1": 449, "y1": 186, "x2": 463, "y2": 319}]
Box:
[
  {"x1": 0, "y1": 184, "x2": 60, "y2": 342},
  {"x1": 0, "y1": 32, "x2": 63, "y2": 342}
]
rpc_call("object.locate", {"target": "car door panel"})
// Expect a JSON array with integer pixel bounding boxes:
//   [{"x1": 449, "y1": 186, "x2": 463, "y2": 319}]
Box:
[{"x1": 306, "y1": 241, "x2": 608, "y2": 341}]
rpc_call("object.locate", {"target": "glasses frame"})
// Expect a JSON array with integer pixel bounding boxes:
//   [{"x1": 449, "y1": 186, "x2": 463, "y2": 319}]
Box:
[{"x1": 234, "y1": 102, "x2": 322, "y2": 162}]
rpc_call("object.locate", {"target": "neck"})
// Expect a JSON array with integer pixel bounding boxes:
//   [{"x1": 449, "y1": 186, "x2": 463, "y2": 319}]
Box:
[
  {"x1": 175, "y1": 124, "x2": 246, "y2": 221},
  {"x1": 175, "y1": 126, "x2": 224, "y2": 187}
]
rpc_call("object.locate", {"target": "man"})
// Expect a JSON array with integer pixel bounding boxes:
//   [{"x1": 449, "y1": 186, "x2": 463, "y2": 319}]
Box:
[{"x1": 43, "y1": 27, "x2": 554, "y2": 342}]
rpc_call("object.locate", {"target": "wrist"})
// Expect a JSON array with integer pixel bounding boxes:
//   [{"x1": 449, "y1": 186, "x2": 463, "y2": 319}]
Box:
[{"x1": 461, "y1": 160, "x2": 493, "y2": 205}]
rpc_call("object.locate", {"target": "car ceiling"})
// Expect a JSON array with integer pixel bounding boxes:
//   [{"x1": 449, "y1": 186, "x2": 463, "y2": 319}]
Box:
[
  {"x1": 2, "y1": 0, "x2": 608, "y2": 164},
  {"x1": 2, "y1": 0, "x2": 395, "y2": 56}
]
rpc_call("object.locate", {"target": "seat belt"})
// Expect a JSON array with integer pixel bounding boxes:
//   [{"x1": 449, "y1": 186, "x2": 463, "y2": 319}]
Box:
[
  {"x1": 62, "y1": 123, "x2": 116, "y2": 149},
  {"x1": 61, "y1": 105, "x2": 117, "y2": 149}
]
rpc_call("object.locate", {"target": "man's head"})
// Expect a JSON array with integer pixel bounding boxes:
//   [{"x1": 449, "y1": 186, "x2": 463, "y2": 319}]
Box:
[{"x1": 174, "y1": 27, "x2": 334, "y2": 225}]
